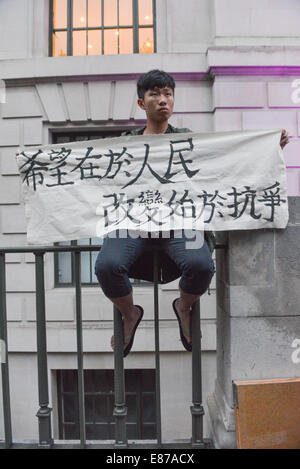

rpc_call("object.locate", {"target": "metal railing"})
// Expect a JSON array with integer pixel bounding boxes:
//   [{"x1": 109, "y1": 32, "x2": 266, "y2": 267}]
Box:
[{"x1": 0, "y1": 242, "x2": 225, "y2": 449}]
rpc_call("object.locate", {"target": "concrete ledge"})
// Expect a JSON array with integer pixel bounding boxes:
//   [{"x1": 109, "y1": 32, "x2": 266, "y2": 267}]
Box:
[
  {"x1": 206, "y1": 381, "x2": 236, "y2": 449},
  {"x1": 0, "y1": 54, "x2": 208, "y2": 82}
]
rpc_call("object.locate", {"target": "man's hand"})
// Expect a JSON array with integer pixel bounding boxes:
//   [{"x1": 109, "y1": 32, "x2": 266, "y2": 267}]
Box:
[{"x1": 280, "y1": 129, "x2": 289, "y2": 149}]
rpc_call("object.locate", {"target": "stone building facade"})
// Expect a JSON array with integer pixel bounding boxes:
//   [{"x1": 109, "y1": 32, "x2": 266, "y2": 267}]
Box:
[{"x1": 0, "y1": 0, "x2": 299, "y2": 446}]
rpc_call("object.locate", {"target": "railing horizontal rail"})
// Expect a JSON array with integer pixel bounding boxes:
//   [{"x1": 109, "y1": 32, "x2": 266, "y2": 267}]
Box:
[
  {"x1": 0, "y1": 243, "x2": 227, "y2": 254},
  {"x1": 0, "y1": 245, "x2": 100, "y2": 253}
]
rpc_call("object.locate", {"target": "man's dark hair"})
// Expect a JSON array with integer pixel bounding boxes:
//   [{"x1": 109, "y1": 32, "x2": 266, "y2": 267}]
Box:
[{"x1": 137, "y1": 69, "x2": 175, "y2": 99}]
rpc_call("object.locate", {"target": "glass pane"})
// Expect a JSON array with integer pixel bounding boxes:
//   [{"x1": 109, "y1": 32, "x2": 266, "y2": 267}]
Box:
[
  {"x1": 91, "y1": 251, "x2": 99, "y2": 283},
  {"x1": 56, "y1": 135, "x2": 70, "y2": 143},
  {"x1": 141, "y1": 369, "x2": 155, "y2": 391},
  {"x1": 85, "y1": 424, "x2": 95, "y2": 439},
  {"x1": 91, "y1": 424, "x2": 111, "y2": 439},
  {"x1": 138, "y1": 0, "x2": 153, "y2": 25},
  {"x1": 53, "y1": 31, "x2": 67, "y2": 57},
  {"x1": 104, "y1": 29, "x2": 118, "y2": 54},
  {"x1": 74, "y1": 135, "x2": 88, "y2": 141},
  {"x1": 126, "y1": 394, "x2": 137, "y2": 422},
  {"x1": 57, "y1": 240, "x2": 72, "y2": 283},
  {"x1": 85, "y1": 395, "x2": 94, "y2": 422},
  {"x1": 73, "y1": 30, "x2": 87, "y2": 55},
  {"x1": 88, "y1": 0, "x2": 102, "y2": 27},
  {"x1": 62, "y1": 370, "x2": 77, "y2": 391},
  {"x1": 64, "y1": 394, "x2": 76, "y2": 422},
  {"x1": 53, "y1": 0, "x2": 68, "y2": 29},
  {"x1": 119, "y1": 28, "x2": 133, "y2": 54},
  {"x1": 139, "y1": 27, "x2": 154, "y2": 54},
  {"x1": 89, "y1": 135, "x2": 104, "y2": 140},
  {"x1": 94, "y1": 396, "x2": 108, "y2": 422},
  {"x1": 84, "y1": 370, "x2": 97, "y2": 392},
  {"x1": 77, "y1": 238, "x2": 91, "y2": 283},
  {"x1": 73, "y1": 0, "x2": 87, "y2": 27},
  {"x1": 142, "y1": 423, "x2": 156, "y2": 439},
  {"x1": 88, "y1": 29, "x2": 102, "y2": 55},
  {"x1": 125, "y1": 370, "x2": 138, "y2": 391},
  {"x1": 91, "y1": 238, "x2": 101, "y2": 283},
  {"x1": 64, "y1": 423, "x2": 79, "y2": 439},
  {"x1": 142, "y1": 394, "x2": 156, "y2": 421},
  {"x1": 104, "y1": 0, "x2": 117, "y2": 26},
  {"x1": 76, "y1": 238, "x2": 90, "y2": 245},
  {"x1": 81, "y1": 251, "x2": 91, "y2": 282},
  {"x1": 91, "y1": 237, "x2": 103, "y2": 245},
  {"x1": 127, "y1": 423, "x2": 138, "y2": 439},
  {"x1": 119, "y1": 0, "x2": 132, "y2": 25}
]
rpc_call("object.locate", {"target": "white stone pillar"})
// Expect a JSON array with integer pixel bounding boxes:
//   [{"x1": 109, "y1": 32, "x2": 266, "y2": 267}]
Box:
[{"x1": 207, "y1": 196, "x2": 300, "y2": 448}]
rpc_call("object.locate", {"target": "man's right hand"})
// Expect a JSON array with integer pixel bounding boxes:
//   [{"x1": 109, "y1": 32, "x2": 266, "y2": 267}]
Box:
[{"x1": 280, "y1": 129, "x2": 289, "y2": 149}]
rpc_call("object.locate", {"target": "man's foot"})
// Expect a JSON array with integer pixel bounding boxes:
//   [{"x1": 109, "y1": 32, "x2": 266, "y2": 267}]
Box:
[
  {"x1": 172, "y1": 298, "x2": 192, "y2": 351},
  {"x1": 111, "y1": 305, "x2": 144, "y2": 357}
]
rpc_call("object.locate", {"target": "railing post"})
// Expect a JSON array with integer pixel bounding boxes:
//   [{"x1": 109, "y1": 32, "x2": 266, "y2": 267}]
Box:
[
  {"x1": 113, "y1": 304, "x2": 128, "y2": 447},
  {"x1": 0, "y1": 252, "x2": 12, "y2": 448},
  {"x1": 34, "y1": 251, "x2": 53, "y2": 448},
  {"x1": 73, "y1": 251, "x2": 86, "y2": 448},
  {"x1": 153, "y1": 247, "x2": 162, "y2": 446},
  {"x1": 190, "y1": 298, "x2": 204, "y2": 447}
]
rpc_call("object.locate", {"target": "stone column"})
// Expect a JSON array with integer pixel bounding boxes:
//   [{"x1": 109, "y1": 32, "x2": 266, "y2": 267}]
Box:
[{"x1": 207, "y1": 196, "x2": 300, "y2": 448}]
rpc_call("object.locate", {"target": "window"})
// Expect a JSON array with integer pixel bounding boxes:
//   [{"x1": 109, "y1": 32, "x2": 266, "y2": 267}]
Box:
[
  {"x1": 52, "y1": 131, "x2": 150, "y2": 286},
  {"x1": 49, "y1": 0, "x2": 156, "y2": 56},
  {"x1": 57, "y1": 369, "x2": 156, "y2": 439}
]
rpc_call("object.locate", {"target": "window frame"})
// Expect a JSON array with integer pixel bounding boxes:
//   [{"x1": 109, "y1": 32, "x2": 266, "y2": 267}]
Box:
[
  {"x1": 49, "y1": 0, "x2": 157, "y2": 57},
  {"x1": 57, "y1": 369, "x2": 157, "y2": 440}
]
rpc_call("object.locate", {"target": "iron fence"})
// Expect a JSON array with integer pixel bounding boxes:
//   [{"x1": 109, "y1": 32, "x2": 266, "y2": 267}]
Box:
[{"x1": 0, "y1": 242, "x2": 225, "y2": 449}]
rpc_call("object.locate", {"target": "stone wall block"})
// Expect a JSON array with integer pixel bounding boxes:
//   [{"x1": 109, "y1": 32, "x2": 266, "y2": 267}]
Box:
[
  {"x1": 230, "y1": 285, "x2": 277, "y2": 317},
  {"x1": 0, "y1": 176, "x2": 21, "y2": 204},
  {"x1": 242, "y1": 110, "x2": 297, "y2": 136},
  {"x1": 0, "y1": 120, "x2": 20, "y2": 146},
  {"x1": 113, "y1": 81, "x2": 136, "y2": 120},
  {"x1": 287, "y1": 196, "x2": 300, "y2": 225},
  {"x1": 228, "y1": 229, "x2": 275, "y2": 286},
  {"x1": 2, "y1": 87, "x2": 43, "y2": 118},
  {"x1": 36, "y1": 83, "x2": 66, "y2": 123},
  {"x1": 213, "y1": 81, "x2": 265, "y2": 108},
  {"x1": 213, "y1": 110, "x2": 242, "y2": 131},
  {"x1": 0, "y1": 147, "x2": 19, "y2": 175},
  {"x1": 268, "y1": 81, "x2": 300, "y2": 108},
  {"x1": 286, "y1": 170, "x2": 300, "y2": 196},
  {"x1": 231, "y1": 317, "x2": 300, "y2": 382},
  {"x1": 275, "y1": 225, "x2": 300, "y2": 276}
]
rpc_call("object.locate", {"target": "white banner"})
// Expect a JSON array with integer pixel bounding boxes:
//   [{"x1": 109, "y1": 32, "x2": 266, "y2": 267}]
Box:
[{"x1": 16, "y1": 129, "x2": 288, "y2": 244}]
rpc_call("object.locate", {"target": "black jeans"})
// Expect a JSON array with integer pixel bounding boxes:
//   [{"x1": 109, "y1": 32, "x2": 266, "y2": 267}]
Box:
[{"x1": 94, "y1": 230, "x2": 215, "y2": 298}]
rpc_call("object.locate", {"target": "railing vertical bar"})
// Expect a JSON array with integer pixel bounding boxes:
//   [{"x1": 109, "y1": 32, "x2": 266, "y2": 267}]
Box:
[
  {"x1": 153, "y1": 248, "x2": 162, "y2": 446},
  {"x1": 113, "y1": 304, "x2": 127, "y2": 447},
  {"x1": 73, "y1": 251, "x2": 86, "y2": 448},
  {"x1": 190, "y1": 298, "x2": 204, "y2": 446},
  {"x1": 0, "y1": 252, "x2": 12, "y2": 448},
  {"x1": 34, "y1": 252, "x2": 53, "y2": 447}
]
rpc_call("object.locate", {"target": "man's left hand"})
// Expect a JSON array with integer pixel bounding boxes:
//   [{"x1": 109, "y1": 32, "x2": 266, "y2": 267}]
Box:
[{"x1": 280, "y1": 129, "x2": 289, "y2": 149}]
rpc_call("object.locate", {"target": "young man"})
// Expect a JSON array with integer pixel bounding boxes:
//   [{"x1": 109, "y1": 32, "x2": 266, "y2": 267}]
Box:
[{"x1": 95, "y1": 69, "x2": 289, "y2": 357}]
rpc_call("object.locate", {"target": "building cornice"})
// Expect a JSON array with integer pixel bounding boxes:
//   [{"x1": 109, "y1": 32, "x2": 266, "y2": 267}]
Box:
[
  {"x1": 1, "y1": 47, "x2": 300, "y2": 86},
  {"x1": 0, "y1": 53, "x2": 208, "y2": 85}
]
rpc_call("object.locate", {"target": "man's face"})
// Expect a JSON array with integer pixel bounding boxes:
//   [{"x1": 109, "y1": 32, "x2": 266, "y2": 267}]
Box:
[{"x1": 138, "y1": 86, "x2": 174, "y2": 123}]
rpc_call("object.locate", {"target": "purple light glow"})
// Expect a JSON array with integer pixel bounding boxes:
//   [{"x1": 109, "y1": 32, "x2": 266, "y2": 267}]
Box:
[
  {"x1": 210, "y1": 66, "x2": 300, "y2": 77},
  {"x1": 215, "y1": 106, "x2": 264, "y2": 110},
  {"x1": 269, "y1": 106, "x2": 300, "y2": 109}
]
